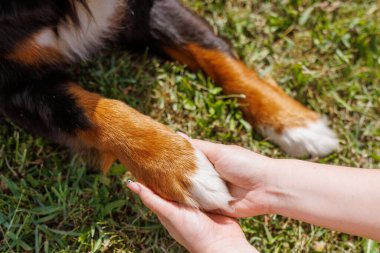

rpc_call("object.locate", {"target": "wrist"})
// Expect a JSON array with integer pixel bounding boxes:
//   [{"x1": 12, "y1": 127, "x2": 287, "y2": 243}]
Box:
[
  {"x1": 263, "y1": 158, "x2": 311, "y2": 216},
  {"x1": 259, "y1": 158, "x2": 295, "y2": 215}
]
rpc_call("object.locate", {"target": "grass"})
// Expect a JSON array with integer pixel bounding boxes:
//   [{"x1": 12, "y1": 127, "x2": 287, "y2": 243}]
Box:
[{"x1": 0, "y1": 0, "x2": 379, "y2": 252}]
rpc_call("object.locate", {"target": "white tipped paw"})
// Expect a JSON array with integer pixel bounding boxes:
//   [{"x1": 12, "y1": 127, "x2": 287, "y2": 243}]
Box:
[
  {"x1": 261, "y1": 118, "x2": 339, "y2": 158},
  {"x1": 185, "y1": 150, "x2": 234, "y2": 212}
]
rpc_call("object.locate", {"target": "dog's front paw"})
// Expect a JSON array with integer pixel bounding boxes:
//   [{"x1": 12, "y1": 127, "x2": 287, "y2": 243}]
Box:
[
  {"x1": 120, "y1": 133, "x2": 233, "y2": 211},
  {"x1": 102, "y1": 112, "x2": 233, "y2": 211},
  {"x1": 72, "y1": 91, "x2": 233, "y2": 210}
]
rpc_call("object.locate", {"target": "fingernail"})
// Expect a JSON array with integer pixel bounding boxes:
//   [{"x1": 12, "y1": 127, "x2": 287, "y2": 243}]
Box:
[
  {"x1": 176, "y1": 132, "x2": 190, "y2": 140},
  {"x1": 127, "y1": 181, "x2": 141, "y2": 194},
  {"x1": 127, "y1": 179, "x2": 133, "y2": 185}
]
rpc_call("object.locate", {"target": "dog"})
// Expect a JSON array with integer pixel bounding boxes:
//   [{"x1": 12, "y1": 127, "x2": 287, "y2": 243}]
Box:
[{"x1": 0, "y1": 0, "x2": 339, "y2": 211}]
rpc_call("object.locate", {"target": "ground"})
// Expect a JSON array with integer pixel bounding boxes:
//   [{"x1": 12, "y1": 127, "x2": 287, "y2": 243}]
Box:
[{"x1": 0, "y1": 0, "x2": 379, "y2": 252}]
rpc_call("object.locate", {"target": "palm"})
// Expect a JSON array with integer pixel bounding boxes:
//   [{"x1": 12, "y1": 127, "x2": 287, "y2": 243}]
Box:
[{"x1": 208, "y1": 145, "x2": 271, "y2": 217}]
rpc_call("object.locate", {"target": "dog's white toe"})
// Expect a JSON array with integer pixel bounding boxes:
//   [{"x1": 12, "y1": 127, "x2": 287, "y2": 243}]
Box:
[{"x1": 185, "y1": 150, "x2": 233, "y2": 212}]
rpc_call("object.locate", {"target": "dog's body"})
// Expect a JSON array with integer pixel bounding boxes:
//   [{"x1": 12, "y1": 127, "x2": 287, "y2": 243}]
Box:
[{"x1": 0, "y1": 0, "x2": 338, "y2": 210}]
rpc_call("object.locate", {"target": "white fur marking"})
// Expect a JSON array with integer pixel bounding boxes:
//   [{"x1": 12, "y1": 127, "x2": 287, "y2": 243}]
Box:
[
  {"x1": 57, "y1": 0, "x2": 123, "y2": 60},
  {"x1": 186, "y1": 150, "x2": 234, "y2": 211},
  {"x1": 35, "y1": 29, "x2": 57, "y2": 48},
  {"x1": 261, "y1": 118, "x2": 339, "y2": 158}
]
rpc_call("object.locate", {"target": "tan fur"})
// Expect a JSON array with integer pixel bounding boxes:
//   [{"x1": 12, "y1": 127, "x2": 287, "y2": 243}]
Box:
[
  {"x1": 168, "y1": 44, "x2": 320, "y2": 133},
  {"x1": 163, "y1": 46, "x2": 200, "y2": 71},
  {"x1": 69, "y1": 85, "x2": 197, "y2": 203},
  {"x1": 7, "y1": 33, "x2": 61, "y2": 65}
]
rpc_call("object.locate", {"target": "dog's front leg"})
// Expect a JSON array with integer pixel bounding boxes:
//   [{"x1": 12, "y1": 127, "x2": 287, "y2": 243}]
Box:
[
  {"x1": 70, "y1": 85, "x2": 233, "y2": 211},
  {"x1": 1, "y1": 78, "x2": 232, "y2": 211}
]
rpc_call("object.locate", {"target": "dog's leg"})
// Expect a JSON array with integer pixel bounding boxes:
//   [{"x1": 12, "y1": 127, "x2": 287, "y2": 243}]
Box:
[
  {"x1": 1, "y1": 77, "x2": 232, "y2": 211},
  {"x1": 141, "y1": 0, "x2": 339, "y2": 157}
]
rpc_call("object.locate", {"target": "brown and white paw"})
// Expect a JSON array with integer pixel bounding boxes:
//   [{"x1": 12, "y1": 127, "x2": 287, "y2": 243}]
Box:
[
  {"x1": 72, "y1": 92, "x2": 233, "y2": 211},
  {"x1": 113, "y1": 128, "x2": 234, "y2": 212},
  {"x1": 184, "y1": 149, "x2": 233, "y2": 211},
  {"x1": 260, "y1": 118, "x2": 339, "y2": 158}
]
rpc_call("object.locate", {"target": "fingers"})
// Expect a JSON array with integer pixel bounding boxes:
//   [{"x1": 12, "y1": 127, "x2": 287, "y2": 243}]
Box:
[{"x1": 127, "y1": 181, "x2": 178, "y2": 217}]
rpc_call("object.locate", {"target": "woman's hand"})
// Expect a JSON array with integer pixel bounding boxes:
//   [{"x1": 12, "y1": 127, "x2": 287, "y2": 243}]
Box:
[
  {"x1": 127, "y1": 182, "x2": 257, "y2": 253},
  {"x1": 184, "y1": 135, "x2": 380, "y2": 241},
  {"x1": 179, "y1": 133, "x2": 276, "y2": 218}
]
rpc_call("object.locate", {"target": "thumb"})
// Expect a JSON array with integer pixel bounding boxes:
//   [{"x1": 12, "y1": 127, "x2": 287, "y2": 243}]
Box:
[{"x1": 177, "y1": 132, "x2": 221, "y2": 162}]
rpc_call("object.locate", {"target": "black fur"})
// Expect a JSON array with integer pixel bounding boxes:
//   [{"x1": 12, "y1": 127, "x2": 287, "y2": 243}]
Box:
[
  {"x1": 0, "y1": 0, "x2": 234, "y2": 149},
  {"x1": 0, "y1": 0, "x2": 92, "y2": 143},
  {"x1": 121, "y1": 0, "x2": 233, "y2": 55},
  {"x1": 0, "y1": 0, "x2": 89, "y2": 54},
  {"x1": 148, "y1": 0, "x2": 232, "y2": 55},
  {"x1": 121, "y1": 0, "x2": 154, "y2": 46},
  {"x1": 0, "y1": 65, "x2": 91, "y2": 142}
]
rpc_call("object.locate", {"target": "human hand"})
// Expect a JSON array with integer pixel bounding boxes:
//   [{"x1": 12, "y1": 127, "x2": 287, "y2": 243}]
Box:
[
  {"x1": 127, "y1": 181, "x2": 257, "y2": 253},
  {"x1": 178, "y1": 133, "x2": 276, "y2": 218}
]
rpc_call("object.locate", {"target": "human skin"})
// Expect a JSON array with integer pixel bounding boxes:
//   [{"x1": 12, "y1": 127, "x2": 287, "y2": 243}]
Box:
[
  {"x1": 187, "y1": 138, "x2": 380, "y2": 241},
  {"x1": 128, "y1": 136, "x2": 380, "y2": 252},
  {"x1": 127, "y1": 182, "x2": 258, "y2": 253}
]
